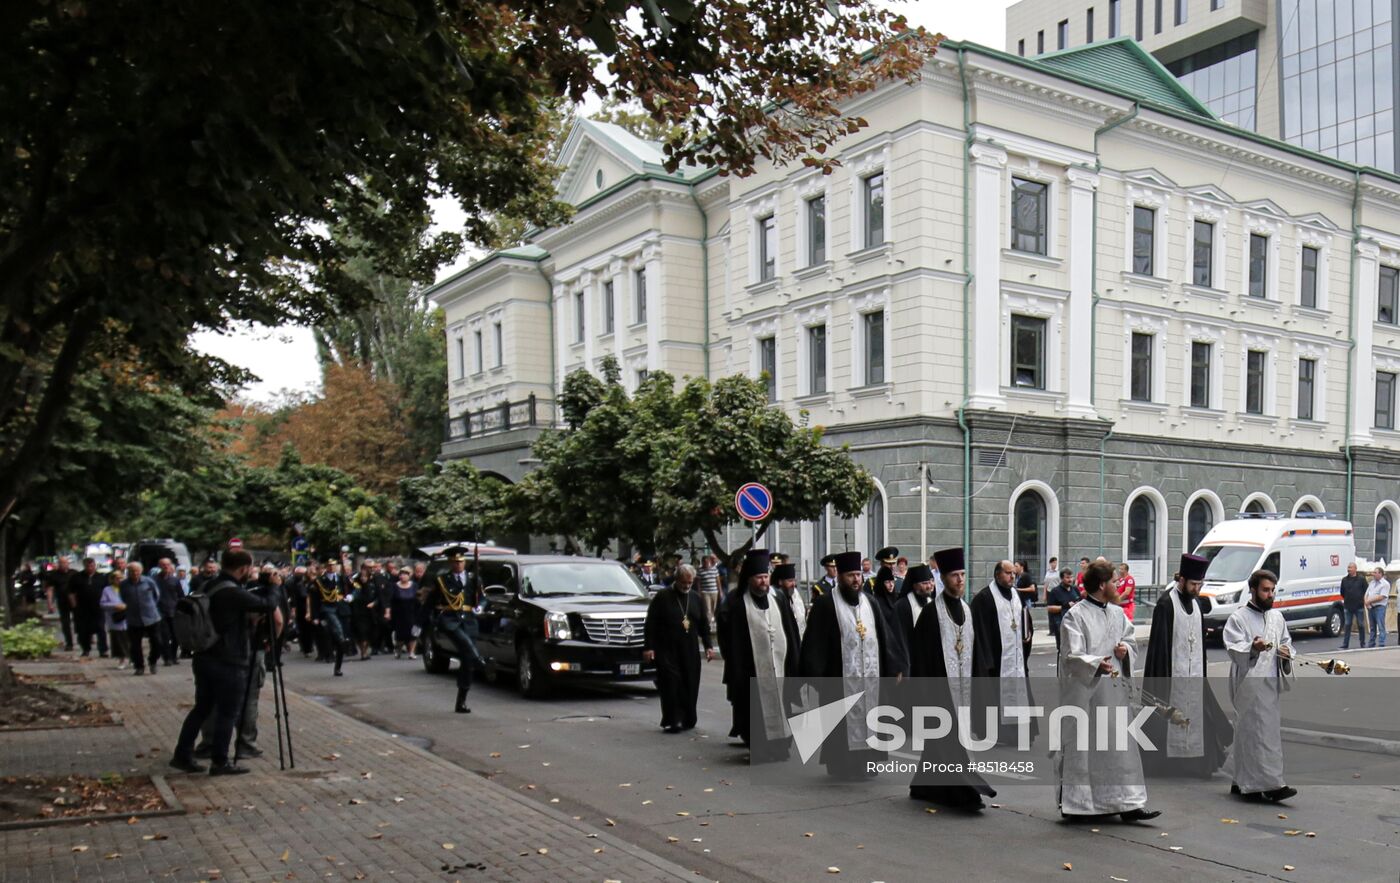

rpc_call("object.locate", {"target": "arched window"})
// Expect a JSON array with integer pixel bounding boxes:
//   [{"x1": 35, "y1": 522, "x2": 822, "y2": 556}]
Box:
[
  {"x1": 1128, "y1": 496, "x2": 1157, "y2": 563},
  {"x1": 1244, "y1": 498, "x2": 1267, "y2": 515},
  {"x1": 1377, "y1": 509, "x2": 1394, "y2": 562},
  {"x1": 1187, "y1": 497, "x2": 1215, "y2": 552},
  {"x1": 866, "y1": 492, "x2": 884, "y2": 555},
  {"x1": 1013, "y1": 491, "x2": 1048, "y2": 571}
]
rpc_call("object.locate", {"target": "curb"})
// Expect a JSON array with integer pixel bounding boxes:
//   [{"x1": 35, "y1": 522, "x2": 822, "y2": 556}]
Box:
[
  {"x1": 288, "y1": 687, "x2": 700, "y2": 881},
  {"x1": 0, "y1": 775, "x2": 186, "y2": 832},
  {"x1": 1281, "y1": 725, "x2": 1400, "y2": 757}
]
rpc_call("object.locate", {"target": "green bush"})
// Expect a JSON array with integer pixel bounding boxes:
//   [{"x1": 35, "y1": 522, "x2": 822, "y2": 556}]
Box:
[{"x1": 1, "y1": 620, "x2": 60, "y2": 659}]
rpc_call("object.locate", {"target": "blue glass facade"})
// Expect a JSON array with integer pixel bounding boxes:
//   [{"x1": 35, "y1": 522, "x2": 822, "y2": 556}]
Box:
[
  {"x1": 1280, "y1": 0, "x2": 1397, "y2": 170},
  {"x1": 1167, "y1": 33, "x2": 1260, "y2": 129}
]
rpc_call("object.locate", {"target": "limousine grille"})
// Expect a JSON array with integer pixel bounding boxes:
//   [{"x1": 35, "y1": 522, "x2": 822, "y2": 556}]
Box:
[{"x1": 580, "y1": 614, "x2": 647, "y2": 646}]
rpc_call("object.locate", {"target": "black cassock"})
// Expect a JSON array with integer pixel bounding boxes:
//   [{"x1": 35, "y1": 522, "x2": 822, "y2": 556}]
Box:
[
  {"x1": 1141, "y1": 592, "x2": 1233, "y2": 777},
  {"x1": 908, "y1": 592, "x2": 997, "y2": 808},
  {"x1": 893, "y1": 593, "x2": 928, "y2": 661},
  {"x1": 716, "y1": 590, "x2": 801, "y2": 750},
  {"x1": 643, "y1": 587, "x2": 713, "y2": 730},
  {"x1": 799, "y1": 590, "x2": 902, "y2": 776},
  {"x1": 969, "y1": 584, "x2": 1036, "y2": 745},
  {"x1": 870, "y1": 588, "x2": 911, "y2": 676}
]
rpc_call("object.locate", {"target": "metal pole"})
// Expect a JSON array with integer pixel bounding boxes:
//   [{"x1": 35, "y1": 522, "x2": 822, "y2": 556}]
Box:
[
  {"x1": 269, "y1": 613, "x2": 285, "y2": 771},
  {"x1": 919, "y1": 462, "x2": 928, "y2": 563}
]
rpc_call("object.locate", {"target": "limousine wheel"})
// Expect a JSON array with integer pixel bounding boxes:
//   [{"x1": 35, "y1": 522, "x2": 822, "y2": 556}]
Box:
[{"x1": 517, "y1": 643, "x2": 550, "y2": 698}]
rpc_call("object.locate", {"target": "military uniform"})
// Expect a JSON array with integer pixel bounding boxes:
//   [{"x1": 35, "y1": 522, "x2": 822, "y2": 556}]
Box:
[
  {"x1": 425, "y1": 552, "x2": 486, "y2": 713},
  {"x1": 310, "y1": 567, "x2": 352, "y2": 675},
  {"x1": 864, "y1": 547, "x2": 900, "y2": 595},
  {"x1": 813, "y1": 554, "x2": 839, "y2": 602}
]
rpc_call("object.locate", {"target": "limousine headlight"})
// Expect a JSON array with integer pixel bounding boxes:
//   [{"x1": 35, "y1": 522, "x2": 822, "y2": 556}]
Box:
[{"x1": 544, "y1": 611, "x2": 571, "y2": 641}]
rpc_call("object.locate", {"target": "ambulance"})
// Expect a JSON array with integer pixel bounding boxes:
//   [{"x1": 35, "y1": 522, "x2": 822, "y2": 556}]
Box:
[{"x1": 1192, "y1": 512, "x2": 1352, "y2": 638}]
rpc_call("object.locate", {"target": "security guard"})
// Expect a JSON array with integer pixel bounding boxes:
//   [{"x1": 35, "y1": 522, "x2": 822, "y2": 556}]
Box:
[
  {"x1": 424, "y1": 547, "x2": 486, "y2": 713},
  {"x1": 310, "y1": 558, "x2": 352, "y2": 676},
  {"x1": 814, "y1": 554, "x2": 839, "y2": 600},
  {"x1": 865, "y1": 546, "x2": 899, "y2": 594}
]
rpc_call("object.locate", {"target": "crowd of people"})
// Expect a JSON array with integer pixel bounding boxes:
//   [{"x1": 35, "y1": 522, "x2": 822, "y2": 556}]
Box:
[{"x1": 642, "y1": 544, "x2": 1300, "y2": 820}]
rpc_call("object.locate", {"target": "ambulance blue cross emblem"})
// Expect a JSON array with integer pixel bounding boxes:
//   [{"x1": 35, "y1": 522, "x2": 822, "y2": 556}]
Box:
[{"x1": 1299, "y1": 556, "x2": 1308, "y2": 570}]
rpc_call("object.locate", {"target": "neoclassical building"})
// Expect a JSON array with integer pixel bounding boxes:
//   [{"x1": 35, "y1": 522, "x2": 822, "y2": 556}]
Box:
[{"x1": 430, "y1": 37, "x2": 1400, "y2": 585}]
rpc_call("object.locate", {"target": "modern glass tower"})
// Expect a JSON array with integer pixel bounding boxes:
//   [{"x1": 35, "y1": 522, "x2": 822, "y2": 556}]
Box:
[{"x1": 1006, "y1": 0, "x2": 1400, "y2": 171}]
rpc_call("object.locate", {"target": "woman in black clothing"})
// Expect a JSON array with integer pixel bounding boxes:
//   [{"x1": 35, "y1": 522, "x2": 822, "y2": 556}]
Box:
[{"x1": 389, "y1": 567, "x2": 421, "y2": 659}]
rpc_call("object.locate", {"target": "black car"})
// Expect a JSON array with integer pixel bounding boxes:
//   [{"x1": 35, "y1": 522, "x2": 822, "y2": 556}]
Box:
[{"x1": 419, "y1": 553, "x2": 655, "y2": 697}]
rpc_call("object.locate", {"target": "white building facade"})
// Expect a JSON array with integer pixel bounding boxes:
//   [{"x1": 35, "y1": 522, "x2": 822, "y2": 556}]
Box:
[{"x1": 430, "y1": 39, "x2": 1400, "y2": 586}]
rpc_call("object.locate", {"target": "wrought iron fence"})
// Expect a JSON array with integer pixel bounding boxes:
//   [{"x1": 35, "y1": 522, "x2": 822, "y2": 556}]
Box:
[{"x1": 444, "y1": 395, "x2": 554, "y2": 442}]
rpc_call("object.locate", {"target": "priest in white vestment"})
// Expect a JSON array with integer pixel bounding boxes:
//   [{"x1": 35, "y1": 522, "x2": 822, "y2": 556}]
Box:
[
  {"x1": 1223, "y1": 568, "x2": 1298, "y2": 803},
  {"x1": 1056, "y1": 560, "x2": 1161, "y2": 822}
]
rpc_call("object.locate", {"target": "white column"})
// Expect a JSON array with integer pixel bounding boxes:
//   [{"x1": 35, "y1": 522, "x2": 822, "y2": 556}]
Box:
[
  {"x1": 1349, "y1": 241, "x2": 1380, "y2": 446},
  {"x1": 580, "y1": 271, "x2": 595, "y2": 371},
  {"x1": 610, "y1": 259, "x2": 626, "y2": 373},
  {"x1": 552, "y1": 283, "x2": 567, "y2": 392},
  {"x1": 1065, "y1": 167, "x2": 1099, "y2": 418},
  {"x1": 644, "y1": 243, "x2": 662, "y2": 372},
  {"x1": 967, "y1": 142, "x2": 1007, "y2": 410}
]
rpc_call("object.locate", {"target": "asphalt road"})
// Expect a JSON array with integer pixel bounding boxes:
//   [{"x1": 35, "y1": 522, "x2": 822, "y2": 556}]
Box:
[{"x1": 283, "y1": 635, "x2": 1400, "y2": 883}]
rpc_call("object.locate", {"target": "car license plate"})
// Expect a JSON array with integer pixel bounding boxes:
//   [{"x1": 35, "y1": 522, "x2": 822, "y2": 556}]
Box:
[{"x1": 620, "y1": 663, "x2": 641, "y2": 676}]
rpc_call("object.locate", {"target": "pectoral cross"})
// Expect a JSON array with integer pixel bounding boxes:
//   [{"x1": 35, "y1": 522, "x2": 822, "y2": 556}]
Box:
[
  {"x1": 682, "y1": 615, "x2": 691, "y2": 633},
  {"x1": 855, "y1": 613, "x2": 868, "y2": 641},
  {"x1": 954, "y1": 626, "x2": 965, "y2": 659},
  {"x1": 1009, "y1": 611, "x2": 1018, "y2": 634}
]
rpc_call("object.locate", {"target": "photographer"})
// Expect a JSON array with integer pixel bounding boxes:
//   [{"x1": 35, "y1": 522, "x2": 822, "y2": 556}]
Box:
[{"x1": 170, "y1": 551, "x2": 281, "y2": 776}]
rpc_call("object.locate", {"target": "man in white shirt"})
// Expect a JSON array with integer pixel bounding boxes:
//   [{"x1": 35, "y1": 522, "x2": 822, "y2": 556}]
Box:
[
  {"x1": 1365, "y1": 567, "x2": 1390, "y2": 647},
  {"x1": 1043, "y1": 557, "x2": 1061, "y2": 594}
]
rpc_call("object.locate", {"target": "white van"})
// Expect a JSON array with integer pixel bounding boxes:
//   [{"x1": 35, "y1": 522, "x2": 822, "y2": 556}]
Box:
[{"x1": 1193, "y1": 513, "x2": 1352, "y2": 638}]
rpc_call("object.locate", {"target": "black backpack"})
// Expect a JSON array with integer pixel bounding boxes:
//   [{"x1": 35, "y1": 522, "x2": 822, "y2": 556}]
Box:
[{"x1": 172, "y1": 578, "x2": 234, "y2": 654}]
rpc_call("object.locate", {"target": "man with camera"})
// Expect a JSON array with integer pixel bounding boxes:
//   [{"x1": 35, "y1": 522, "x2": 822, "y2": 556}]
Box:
[{"x1": 170, "y1": 550, "x2": 282, "y2": 776}]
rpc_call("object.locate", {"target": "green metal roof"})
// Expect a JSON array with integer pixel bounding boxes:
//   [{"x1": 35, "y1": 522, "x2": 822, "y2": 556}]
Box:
[{"x1": 1029, "y1": 37, "x2": 1216, "y2": 120}]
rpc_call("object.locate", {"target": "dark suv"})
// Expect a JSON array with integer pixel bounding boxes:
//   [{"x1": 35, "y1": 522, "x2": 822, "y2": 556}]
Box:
[{"x1": 419, "y1": 553, "x2": 655, "y2": 697}]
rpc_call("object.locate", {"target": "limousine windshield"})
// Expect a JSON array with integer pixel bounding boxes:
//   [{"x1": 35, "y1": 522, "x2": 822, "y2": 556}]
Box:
[{"x1": 521, "y1": 562, "x2": 647, "y2": 598}]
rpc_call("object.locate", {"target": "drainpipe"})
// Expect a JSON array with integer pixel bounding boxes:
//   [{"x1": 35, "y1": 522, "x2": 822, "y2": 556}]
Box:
[
  {"x1": 1344, "y1": 169, "x2": 1362, "y2": 523},
  {"x1": 689, "y1": 188, "x2": 712, "y2": 378},
  {"x1": 535, "y1": 264, "x2": 558, "y2": 408},
  {"x1": 956, "y1": 47, "x2": 975, "y2": 556},
  {"x1": 1092, "y1": 102, "x2": 1138, "y2": 558}
]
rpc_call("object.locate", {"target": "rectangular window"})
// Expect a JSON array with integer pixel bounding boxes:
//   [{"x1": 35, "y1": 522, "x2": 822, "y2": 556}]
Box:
[
  {"x1": 493, "y1": 321, "x2": 503, "y2": 368},
  {"x1": 1248, "y1": 233, "x2": 1268, "y2": 298},
  {"x1": 1300, "y1": 247, "x2": 1319, "y2": 308},
  {"x1": 1018, "y1": 38, "x2": 1026, "y2": 56},
  {"x1": 758, "y1": 214, "x2": 777, "y2": 281},
  {"x1": 636, "y1": 369, "x2": 649, "y2": 386},
  {"x1": 1191, "y1": 341, "x2": 1212, "y2": 408},
  {"x1": 635, "y1": 268, "x2": 647, "y2": 323},
  {"x1": 1175, "y1": 0, "x2": 1186, "y2": 25},
  {"x1": 603, "y1": 280, "x2": 615, "y2": 332},
  {"x1": 1037, "y1": 30, "x2": 1045, "y2": 53},
  {"x1": 1154, "y1": 0, "x2": 1163, "y2": 32},
  {"x1": 1210, "y1": 0, "x2": 1221, "y2": 8},
  {"x1": 862, "y1": 173, "x2": 885, "y2": 249},
  {"x1": 1297, "y1": 357, "x2": 1316, "y2": 421},
  {"x1": 1011, "y1": 315, "x2": 1047, "y2": 390},
  {"x1": 455, "y1": 338, "x2": 465, "y2": 379},
  {"x1": 807, "y1": 196, "x2": 826, "y2": 265},
  {"x1": 808, "y1": 325, "x2": 827, "y2": 395},
  {"x1": 758, "y1": 336, "x2": 777, "y2": 402},
  {"x1": 1132, "y1": 206, "x2": 1155, "y2": 275},
  {"x1": 1110, "y1": 0, "x2": 1121, "y2": 36},
  {"x1": 1135, "y1": 0, "x2": 1144, "y2": 39},
  {"x1": 1010, "y1": 178, "x2": 1049, "y2": 255},
  {"x1": 1058, "y1": 19, "x2": 1069, "y2": 49},
  {"x1": 1192, "y1": 220, "x2": 1214, "y2": 287},
  {"x1": 1245, "y1": 350, "x2": 1266, "y2": 415},
  {"x1": 864, "y1": 311, "x2": 885, "y2": 385},
  {"x1": 1087, "y1": 7, "x2": 1095, "y2": 41},
  {"x1": 1130, "y1": 333, "x2": 1153, "y2": 402},
  {"x1": 574, "y1": 291, "x2": 585, "y2": 342},
  {"x1": 474, "y1": 329, "x2": 484, "y2": 373},
  {"x1": 1378, "y1": 371, "x2": 1396, "y2": 430},
  {"x1": 1379, "y1": 266, "x2": 1399, "y2": 324}
]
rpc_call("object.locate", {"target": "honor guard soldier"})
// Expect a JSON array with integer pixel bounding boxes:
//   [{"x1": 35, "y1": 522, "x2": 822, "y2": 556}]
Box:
[
  {"x1": 814, "y1": 554, "x2": 839, "y2": 600},
  {"x1": 310, "y1": 558, "x2": 352, "y2": 676},
  {"x1": 425, "y1": 547, "x2": 487, "y2": 713}
]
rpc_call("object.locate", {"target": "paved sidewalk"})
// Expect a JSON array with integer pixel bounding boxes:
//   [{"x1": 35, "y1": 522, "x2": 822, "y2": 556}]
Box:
[{"x1": 0, "y1": 656, "x2": 696, "y2": 882}]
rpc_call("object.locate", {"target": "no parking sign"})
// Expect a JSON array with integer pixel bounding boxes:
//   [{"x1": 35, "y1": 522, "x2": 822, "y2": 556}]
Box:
[{"x1": 734, "y1": 483, "x2": 774, "y2": 522}]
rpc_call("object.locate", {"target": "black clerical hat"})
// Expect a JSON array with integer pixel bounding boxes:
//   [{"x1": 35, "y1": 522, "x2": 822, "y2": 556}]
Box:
[
  {"x1": 771, "y1": 563, "x2": 796, "y2": 581},
  {"x1": 739, "y1": 549, "x2": 771, "y2": 582},
  {"x1": 932, "y1": 547, "x2": 965, "y2": 575},
  {"x1": 905, "y1": 564, "x2": 934, "y2": 584},
  {"x1": 874, "y1": 565, "x2": 894, "y2": 585},
  {"x1": 1179, "y1": 553, "x2": 1209, "y2": 582},
  {"x1": 834, "y1": 551, "x2": 863, "y2": 574}
]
